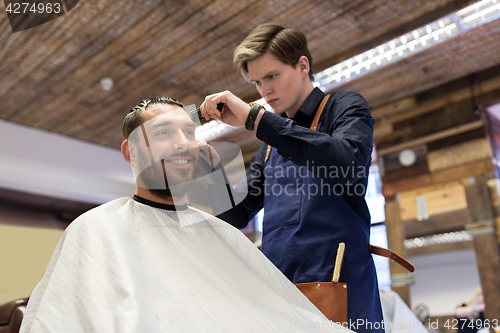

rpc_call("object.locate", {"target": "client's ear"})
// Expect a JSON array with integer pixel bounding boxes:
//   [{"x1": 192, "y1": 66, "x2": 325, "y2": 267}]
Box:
[{"x1": 121, "y1": 139, "x2": 133, "y2": 163}]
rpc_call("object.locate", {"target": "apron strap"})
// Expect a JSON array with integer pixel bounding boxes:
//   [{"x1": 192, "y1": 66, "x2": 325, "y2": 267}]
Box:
[
  {"x1": 370, "y1": 244, "x2": 415, "y2": 272},
  {"x1": 311, "y1": 94, "x2": 330, "y2": 131},
  {"x1": 264, "y1": 94, "x2": 331, "y2": 162}
]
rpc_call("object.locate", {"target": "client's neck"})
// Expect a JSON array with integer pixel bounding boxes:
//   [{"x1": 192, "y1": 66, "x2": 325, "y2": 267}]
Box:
[{"x1": 135, "y1": 187, "x2": 186, "y2": 206}]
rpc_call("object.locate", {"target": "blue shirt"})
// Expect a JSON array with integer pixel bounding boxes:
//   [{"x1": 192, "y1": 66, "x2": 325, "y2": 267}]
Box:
[{"x1": 213, "y1": 88, "x2": 374, "y2": 229}]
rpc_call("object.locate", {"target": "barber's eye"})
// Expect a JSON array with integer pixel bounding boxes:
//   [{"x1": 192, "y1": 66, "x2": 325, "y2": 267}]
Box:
[
  {"x1": 269, "y1": 75, "x2": 276, "y2": 79},
  {"x1": 155, "y1": 130, "x2": 169, "y2": 136}
]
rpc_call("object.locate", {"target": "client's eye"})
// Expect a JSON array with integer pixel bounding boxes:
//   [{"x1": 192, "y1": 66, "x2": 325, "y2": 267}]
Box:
[{"x1": 155, "y1": 130, "x2": 169, "y2": 136}]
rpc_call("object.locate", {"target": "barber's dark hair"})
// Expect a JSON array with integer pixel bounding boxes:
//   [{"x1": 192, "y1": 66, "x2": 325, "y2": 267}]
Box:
[
  {"x1": 122, "y1": 97, "x2": 184, "y2": 140},
  {"x1": 234, "y1": 23, "x2": 314, "y2": 81}
]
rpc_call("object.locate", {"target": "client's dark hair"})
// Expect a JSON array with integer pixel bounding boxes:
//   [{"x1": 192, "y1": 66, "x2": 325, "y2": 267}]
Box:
[{"x1": 122, "y1": 97, "x2": 184, "y2": 140}]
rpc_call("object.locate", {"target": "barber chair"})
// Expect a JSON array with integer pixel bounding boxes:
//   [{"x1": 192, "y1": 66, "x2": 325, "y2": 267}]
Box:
[{"x1": 0, "y1": 298, "x2": 28, "y2": 333}]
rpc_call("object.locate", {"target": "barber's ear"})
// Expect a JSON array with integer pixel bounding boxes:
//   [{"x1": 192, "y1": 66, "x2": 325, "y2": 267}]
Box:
[
  {"x1": 121, "y1": 139, "x2": 133, "y2": 163},
  {"x1": 298, "y1": 56, "x2": 310, "y2": 77}
]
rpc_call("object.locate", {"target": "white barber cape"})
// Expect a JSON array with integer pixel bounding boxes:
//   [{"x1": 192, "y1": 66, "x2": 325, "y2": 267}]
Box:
[{"x1": 21, "y1": 197, "x2": 350, "y2": 333}]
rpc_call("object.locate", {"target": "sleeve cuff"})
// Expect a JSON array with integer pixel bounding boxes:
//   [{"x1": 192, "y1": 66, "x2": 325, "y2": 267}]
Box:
[{"x1": 256, "y1": 111, "x2": 289, "y2": 144}]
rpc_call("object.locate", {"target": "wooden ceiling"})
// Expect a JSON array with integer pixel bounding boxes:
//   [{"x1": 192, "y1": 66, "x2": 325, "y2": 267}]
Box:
[{"x1": 1, "y1": 0, "x2": 490, "y2": 151}]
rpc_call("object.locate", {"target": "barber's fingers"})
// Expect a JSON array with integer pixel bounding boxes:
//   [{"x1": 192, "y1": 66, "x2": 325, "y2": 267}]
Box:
[
  {"x1": 201, "y1": 90, "x2": 242, "y2": 119},
  {"x1": 200, "y1": 93, "x2": 225, "y2": 120},
  {"x1": 207, "y1": 94, "x2": 223, "y2": 118}
]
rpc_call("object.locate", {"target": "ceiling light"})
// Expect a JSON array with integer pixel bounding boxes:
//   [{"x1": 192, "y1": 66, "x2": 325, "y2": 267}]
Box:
[
  {"x1": 398, "y1": 149, "x2": 417, "y2": 167},
  {"x1": 404, "y1": 231, "x2": 472, "y2": 249},
  {"x1": 314, "y1": 0, "x2": 500, "y2": 92},
  {"x1": 100, "y1": 77, "x2": 113, "y2": 91}
]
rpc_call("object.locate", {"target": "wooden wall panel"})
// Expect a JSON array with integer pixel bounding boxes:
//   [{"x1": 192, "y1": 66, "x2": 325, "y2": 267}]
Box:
[
  {"x1": 405, "y1": 209, "x2": 471, "y2": 238},
  {"x1": 431, "y1": 159, "x2": 494, "y2": 184},
  {"x1": 383, "y1": 174, "x2": 432, "y2": 198},
  {"x1": 382, "y1": 162, "x2": 429, "y2": 184},
  {"x1": 427, "y1": 138, "x2": 491, "y2": 173},
  {"x1": 399, "y1": 182, "x2": 468, "y2": 221}
]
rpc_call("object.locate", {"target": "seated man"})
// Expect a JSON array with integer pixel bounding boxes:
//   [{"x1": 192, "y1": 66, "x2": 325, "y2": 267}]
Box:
[{"x1": 20, "y1": 97, "x2": 352, "y2": 332}]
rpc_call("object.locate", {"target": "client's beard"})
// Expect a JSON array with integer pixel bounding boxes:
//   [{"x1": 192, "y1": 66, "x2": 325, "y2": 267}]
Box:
[{"x1": 136, "y1": 151, "x2": 198, "y2": 202}]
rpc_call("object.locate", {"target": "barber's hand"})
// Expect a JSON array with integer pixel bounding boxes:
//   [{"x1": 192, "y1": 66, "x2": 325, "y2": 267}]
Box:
[
  {"x1": 198, "y1": 140, "x2": 221, "y2": 168},
  {"x1": 200, "y1": 91, "x2": 250, "y2": 127}
]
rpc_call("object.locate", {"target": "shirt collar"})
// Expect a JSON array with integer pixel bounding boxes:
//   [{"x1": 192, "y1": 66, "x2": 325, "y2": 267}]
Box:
[
  {"x1": 132, "y1": 195, "x2": 188, "y2": 211},
  {"x1": 295, "y1": 87, "x2": 325, "y2": 119}
]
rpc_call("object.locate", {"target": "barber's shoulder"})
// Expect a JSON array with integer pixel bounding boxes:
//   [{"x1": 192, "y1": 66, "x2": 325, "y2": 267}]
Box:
[
  {"x1": 329, "y1": 90, "x2": 370, "y2": 116},
  {"x1": 331, "y1": 90, "x2": 368, "y2": 103}
]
